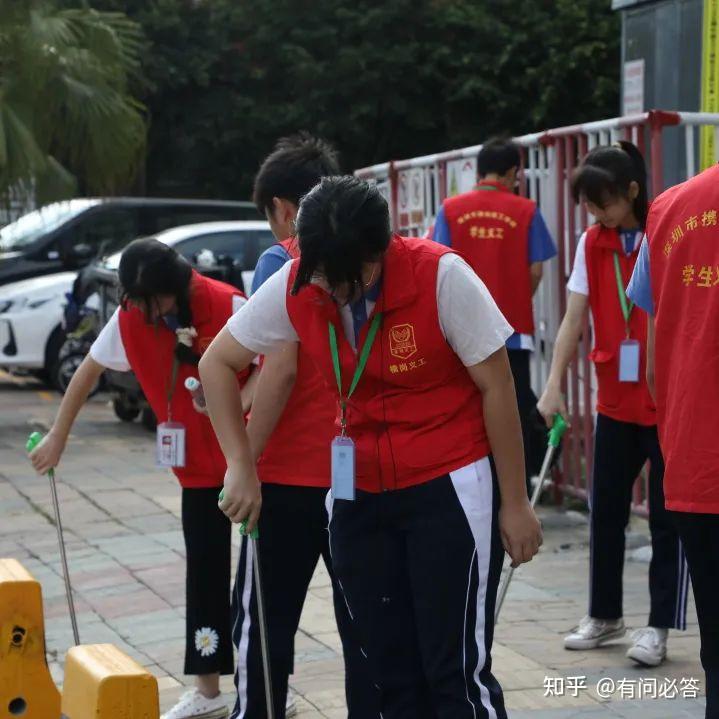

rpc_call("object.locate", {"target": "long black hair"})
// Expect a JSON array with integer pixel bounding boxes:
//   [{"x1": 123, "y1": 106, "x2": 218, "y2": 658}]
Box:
[
  {"x1": 571, "y1": 140, "x2": 648, "y2": 230},
  {"x1": 118, "y1": 238, "x2": 199, "y2": 365},
  {"x1": 292, "y1": 175, "x2": 391, "y2": 299}
]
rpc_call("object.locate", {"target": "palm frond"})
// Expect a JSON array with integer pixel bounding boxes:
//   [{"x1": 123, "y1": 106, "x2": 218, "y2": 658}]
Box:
[
  {"x1": 0, "y1": 3, "x2": 147, "y2": 199},
  {"x1": 0, "y1": 102, "x2": 48, "y2": 190},
  {"x1": 35, "y1": 154, "x2": 77, "y2": 205},
  {"x1": 28, "y1": 7, "x2": 79, "y2": 49}
]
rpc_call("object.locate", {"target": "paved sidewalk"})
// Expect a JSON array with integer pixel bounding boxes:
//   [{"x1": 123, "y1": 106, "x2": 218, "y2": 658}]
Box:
[{"x1": 0, "y1": 372, "x2": 706, "y2": 717}]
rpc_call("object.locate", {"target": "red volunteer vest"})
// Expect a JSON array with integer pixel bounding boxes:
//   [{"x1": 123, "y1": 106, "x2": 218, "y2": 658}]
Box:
[
  {"x1": 119, "y1": 271, "x2": 248, "y2": 489},
  {"x1": 255, "y1": 237, "x2": 335, "y2": 487},
  {"x1": 585, "y1": 224, "x2": 655, "y2": 426},
  {"x1": 647, "y1": 164, "x2": 719, "y2": 513},
  {"x1": 285, "y1": 235, "x2": 490, "y2": 493},
  {"x1": 443, "y1": 182, "x2": 536, "y2": 334}
]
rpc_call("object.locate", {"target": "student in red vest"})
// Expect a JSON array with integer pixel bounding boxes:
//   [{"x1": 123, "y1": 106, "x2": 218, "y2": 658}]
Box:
[
  {"x1": 200, "y1": 175, "x2": 543, "y2": 719},
  {"x1": 537, "y1": 142, "x2": 688, "y2": 666},
  {"x1": 29, "y1": 239, "x2": 255, "y2": 719},
  {"x1": 434, "y1": 138, "x2": 557, "y2": 488},
  {"x1": 229, "y1": 135, "x2": 377, "y2": 719},
  {"x1": 627, "y1": 163, "x2": 719, "y2": 718}
]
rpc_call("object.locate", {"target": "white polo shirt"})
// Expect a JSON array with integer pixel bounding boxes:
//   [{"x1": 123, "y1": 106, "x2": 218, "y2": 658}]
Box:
[{"x1": 226, "y1": 253, "x2": 513, "y2": 367}]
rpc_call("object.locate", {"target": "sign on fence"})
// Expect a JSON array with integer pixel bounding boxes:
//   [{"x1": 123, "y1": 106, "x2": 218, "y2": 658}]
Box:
[{"x1": 445, "y1": 158, "x2": 477, "y2": 197}]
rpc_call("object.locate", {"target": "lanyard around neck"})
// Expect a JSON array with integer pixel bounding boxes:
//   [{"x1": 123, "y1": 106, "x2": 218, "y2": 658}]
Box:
[
  {"x1": 166, "y1": 355, "x2": 180, "y2": 420},
  {"x1": 328, "y1": 313, "x2": 382, "y2": 434},
  {"x1": 612, "y1": 253, "x2": 634, "y2": 335}
]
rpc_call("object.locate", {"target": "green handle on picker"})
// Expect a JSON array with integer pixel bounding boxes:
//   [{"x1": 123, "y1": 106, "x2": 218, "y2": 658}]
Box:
[
  {"x1": 218, "y1": 488, "x2": 259, "y2": 539},
  {"x1": 26, "y1": 431, "x2": 54, "y2": 477},
  {"x1": 548, "y1": 414, "x2": 568, "y2": 449}
]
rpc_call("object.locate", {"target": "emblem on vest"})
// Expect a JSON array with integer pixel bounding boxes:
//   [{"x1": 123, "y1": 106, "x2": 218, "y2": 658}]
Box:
[{"x1": 389, "y1": 324, "x2": 417, "y2": 360}]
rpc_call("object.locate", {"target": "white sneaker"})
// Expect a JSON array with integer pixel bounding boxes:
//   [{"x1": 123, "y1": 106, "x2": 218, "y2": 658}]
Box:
[
  {"x1": 626, "y1": 626, "x2": 668, "y2": 666},
  {"x1": 564, "y1": 615, "x2": 626, "y2": 650},
  {"x1": 286, "y1": 688, "x2": 298, "y2": 717},
  {"x1": 161, "y1": 689, "x2": 228, "y2": 719}
]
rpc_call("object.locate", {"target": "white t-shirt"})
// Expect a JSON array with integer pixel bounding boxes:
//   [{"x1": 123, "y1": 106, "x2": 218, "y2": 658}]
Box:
[
  {"x1": 90, "y1": 295, "x2": 248, "y2": 371},
  {"x1": 567, "y1": 230, "x2": 643, "y2": 296},
  {"x1": 566, "y1": 232, "x2": 589, "y2": 296},
  {"x1": 226, "y1": 253, "x2": 513, "y2": 367},
  {"x1": 89, "y1": 309, "x2": 131, "y2": 371}
]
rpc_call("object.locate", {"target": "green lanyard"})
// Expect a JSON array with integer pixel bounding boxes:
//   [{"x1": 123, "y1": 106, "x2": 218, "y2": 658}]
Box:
[
  {"x1": 166, "y1": 355, "x2": 180, "y2": 420},
  {"x1": 328, "y1": 313, "x2": 382, "y2": 435},
  {"x1": 476, "y1": 184, "x2": 500, "y2": 191},
  {"x1": 612, "y1": 253, "x2": 634, "y2": 337}
]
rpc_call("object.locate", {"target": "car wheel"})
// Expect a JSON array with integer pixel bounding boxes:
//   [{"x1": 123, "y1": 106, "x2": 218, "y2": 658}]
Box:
[
  {"x1": 55, "y1": 352, "x2": 102, "y2": 396},
  {"x1": 113, "y1": 397, "x2": 140, "y2": 422},
  {"x1": 44, "y1": 325, "x2": 67, "y2": 391},
  {"x1": 141, "y1": 407, "x2": 157, "y2": 432}
]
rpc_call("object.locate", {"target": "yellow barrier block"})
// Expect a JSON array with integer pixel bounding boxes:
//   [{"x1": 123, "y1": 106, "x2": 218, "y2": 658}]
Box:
[
  {"x1": 0, "y1": 558, "x2": 61, "y2": 719},
  {"x1": 62, "y1": 644, "x2": 159, "y2": 719}
]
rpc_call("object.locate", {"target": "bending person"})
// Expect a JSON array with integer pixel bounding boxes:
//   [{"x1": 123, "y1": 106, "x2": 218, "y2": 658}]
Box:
[
  {"x1": 230, "y1": 134, "x2": 377, "y2": 718},
  {"x1": 29, "y1": 239, "x2": 256, "y2": 719},
  {"x1": 200, "y1": 175, "x2": 542, "y2": 719}
]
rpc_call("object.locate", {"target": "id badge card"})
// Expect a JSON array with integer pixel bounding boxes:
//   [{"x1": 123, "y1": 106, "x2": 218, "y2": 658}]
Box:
[
  {"x1": 157, "y1": 421, "x2": 186, "y2": 468},
  {"x1": 331, "y1": 436, "x2": 356, "y2": 501},
  {"x1": 619, "y1": 339, "x2": 641, "y2": 383}
]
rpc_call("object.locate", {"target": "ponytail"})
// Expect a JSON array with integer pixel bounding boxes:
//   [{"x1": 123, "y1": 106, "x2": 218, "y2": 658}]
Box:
[
  {"x1": 571, "y1": 140, "x2": 648, "y2": 230},
  {"x1": 615, "y1": 140, "x2": 648, "y2": 229}
]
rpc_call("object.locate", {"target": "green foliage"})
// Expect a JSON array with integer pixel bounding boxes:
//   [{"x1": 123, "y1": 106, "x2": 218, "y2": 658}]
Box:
[
  {"x1": 58, "y1": 0, "x2": 620, "y2": 200},
  {"x1": 0, "y1": 1, "x2": 146, "y2": 203}
]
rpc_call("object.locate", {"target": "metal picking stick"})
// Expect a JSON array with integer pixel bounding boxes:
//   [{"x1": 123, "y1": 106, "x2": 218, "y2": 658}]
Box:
[
  {"x1": 494, "y1": 415, "x2": 567, "y2": 623},
  {"x1": 26, "y1": 431, "x2": 80, "y2": 645}
]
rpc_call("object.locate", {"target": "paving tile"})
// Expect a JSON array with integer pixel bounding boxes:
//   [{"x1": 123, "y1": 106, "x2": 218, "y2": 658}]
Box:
[{"x1": 0, "y1": 377, "x2": 705, "y2": 718}]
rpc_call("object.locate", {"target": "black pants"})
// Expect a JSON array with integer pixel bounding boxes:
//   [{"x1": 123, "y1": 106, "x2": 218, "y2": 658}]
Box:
[
  {"x1": 182, "y1": 486, "x2": 234, "y2": 675},
  {"x1": 507, "y1": 349, "x2": 542, "y2": 490},
  {"x1": 670, "y1": 511, "x2": 719, "y2": 719},
  {"x1": 589, "y1": 414, "x2": 689, "y2": 628},
  {"x1": 328, "y1": 461, "x2": 506, "y2": 719},
  {"x1": 231, "y1": 483, "x2": 378, "y2": 719}
]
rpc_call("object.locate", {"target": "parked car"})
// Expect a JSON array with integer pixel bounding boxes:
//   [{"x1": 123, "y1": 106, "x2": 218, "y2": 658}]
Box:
[
  {"x1": 68, "y1": 221, "x2": 275, "y2": 425},
  {"x1": 0, "y1": 272, "x2": 79, "y2": 384},
  {"x1": 0, "y1": 220, "x2": 274, "y2": 397},
  {"x1": 0, "y1": 197, "x2": 260, "y2": 287}
]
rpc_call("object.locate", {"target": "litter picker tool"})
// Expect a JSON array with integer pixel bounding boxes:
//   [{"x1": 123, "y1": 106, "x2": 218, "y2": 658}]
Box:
[
  {"x1": 494, "y1": 414, "x2": 568, "y2": 623},
  {"x1": 26, "y1": 431, "x2": 80, "y2": 645},
  {"x1": 219, "y1": 488, "x2": 274, "y2": 718}
]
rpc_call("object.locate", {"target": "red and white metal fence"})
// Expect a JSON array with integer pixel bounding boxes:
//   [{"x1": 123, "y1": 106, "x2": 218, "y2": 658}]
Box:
[{"x1": 356, "y1": 110, "x2": 719, "y2": 516}]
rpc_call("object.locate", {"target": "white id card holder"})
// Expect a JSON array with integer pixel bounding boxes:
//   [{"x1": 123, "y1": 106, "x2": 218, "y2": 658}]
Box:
[
  {"x1": 331, "y1": 436, "x2": 356, "y2": 501},
  {"x1": 157, "y1": 421, "x2": 186, "y2": 467},
  {"x1": 619, "y1": 340, "x2": 641, "y2": 383}
]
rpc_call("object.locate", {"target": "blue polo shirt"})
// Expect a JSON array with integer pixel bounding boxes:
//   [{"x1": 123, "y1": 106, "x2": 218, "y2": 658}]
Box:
[
  {"x1": 626, "y1": 236, "x2": 654, "y2": 315},
  {"x1": 251, "y1": 245, "x2": 293, "y2": 294}
]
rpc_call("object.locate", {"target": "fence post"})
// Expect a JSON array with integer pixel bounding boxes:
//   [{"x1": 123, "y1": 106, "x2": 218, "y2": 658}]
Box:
[{"x1": 389, "y1": 161, "x2": 399, "y2": 232}]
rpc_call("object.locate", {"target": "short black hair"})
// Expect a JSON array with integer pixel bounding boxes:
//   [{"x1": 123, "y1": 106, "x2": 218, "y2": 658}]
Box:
[
  {"x1": 252, "y1": 132, "x2": 340, "y2": 215},
  {"x1": 477, "y1": 138, "x2": 521, "y2": 177},
  {"x1": 293, "y1": 176, "x2": 391, "y2": 300},
  {"x1": 571, "y1": 141, "x2": 648, "y2": 230}
]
